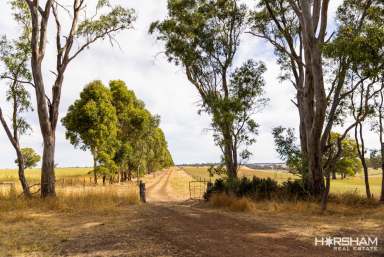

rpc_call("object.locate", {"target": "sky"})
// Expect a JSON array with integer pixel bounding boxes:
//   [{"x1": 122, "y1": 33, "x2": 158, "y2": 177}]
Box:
[{"x1": 0, "y1": 0, "x2": 380, "y2": 168}]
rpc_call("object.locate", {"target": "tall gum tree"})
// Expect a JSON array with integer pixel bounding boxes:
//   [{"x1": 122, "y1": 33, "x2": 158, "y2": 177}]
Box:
[
  {"x1": 0, "y1": 33, "x2": 33, "y2": 196},
  {"x1": 150, "y1": 0, "x2": 267, "y2": 179},
  {"x1": 61, "y1": 81, "x2": 118, "y2": 185},
  {"x1": 12, "y1": 0, "x2": 136, "y2": 197},
  {"x1": 250, "y1": 0, "x2": 377, "y2": 197}
]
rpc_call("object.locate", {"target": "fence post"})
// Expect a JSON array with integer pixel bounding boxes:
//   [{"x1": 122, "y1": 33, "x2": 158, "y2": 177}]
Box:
[
  {"x1": 189, "y1": 181, "x2": 191, "y2": 199},
  {"x1": 139, "y1": 180, "x2": 146, "y2": 203}
]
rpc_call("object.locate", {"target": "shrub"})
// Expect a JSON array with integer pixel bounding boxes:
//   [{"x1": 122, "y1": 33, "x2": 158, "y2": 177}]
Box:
[
  {"x1": 281, "y1": 179, "x2": 311, "y2": 200},
  {"x1": 205, "y1": 176, "x2": 311, "y2": 201},
  {"x1": 205, "y1": 176, "x2": 279, "y2": 200}
]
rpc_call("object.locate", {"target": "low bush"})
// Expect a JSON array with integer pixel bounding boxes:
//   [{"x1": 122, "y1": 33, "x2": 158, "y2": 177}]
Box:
[
  {"x1": 205, "y1": 176, "x2": 311, "y2": 201},
  {"x1": 281, "y1": 179, "x2": 311, "y2": 200}
]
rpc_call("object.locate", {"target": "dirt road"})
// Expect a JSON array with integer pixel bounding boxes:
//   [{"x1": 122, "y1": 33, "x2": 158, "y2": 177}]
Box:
[{"x1": 58, "y1": 168, "x2": 382, "y2": 257}]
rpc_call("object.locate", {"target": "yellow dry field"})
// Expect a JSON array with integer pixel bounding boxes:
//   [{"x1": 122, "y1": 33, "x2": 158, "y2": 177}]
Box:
[
  {"x1": 182, "y1": 166, "x2": 383, "y2": 197},
  {"x1": 0, "y1": 167, "x2": 383, "y2": 257}
]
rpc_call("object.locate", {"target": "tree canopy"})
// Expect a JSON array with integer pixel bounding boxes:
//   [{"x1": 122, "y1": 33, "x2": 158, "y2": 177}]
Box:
[
  {"x1": 17, "y1": 148, "x2": 41, "y2": 170},
  {"x1": 62, "y1": 80, "x2": 118, "y2": 183},
  {"x1": 150, "y1": 0, "x2": 267, "y2": 178},
  {"x1": 62, "y1": 80, "x2": 173, "y2": 183}
]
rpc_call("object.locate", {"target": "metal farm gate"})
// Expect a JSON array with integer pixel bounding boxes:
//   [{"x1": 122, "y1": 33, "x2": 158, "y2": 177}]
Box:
[{"x1": 189, "y1": 179, "x2": 208, "y2": 200}]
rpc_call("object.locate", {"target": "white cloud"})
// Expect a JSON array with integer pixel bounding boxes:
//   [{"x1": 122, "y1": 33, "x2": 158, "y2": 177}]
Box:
[{"x1": 0, "y1": 0, "x2": 377, "y2": 169}]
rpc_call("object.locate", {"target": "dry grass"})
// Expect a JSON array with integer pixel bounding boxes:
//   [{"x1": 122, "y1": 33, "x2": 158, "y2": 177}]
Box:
[
  {"x1": 0, "y1": 167, "x2": 91, "y2": 182},
  {"x1": 0, "y1": 184, "x2": 139, "y2": 215},
  {"x1": 168, "y1": 169, "x2": 194, "y2": 200},
  {"x1": 0, "y1": 184, "x2": 140, "y2": 256},
  {"x1": 208, "y1": 192, "x2": 384, "y2": 220},
  {"x1": 210, "y1": 193, "x2": 255, "y2": 212}
]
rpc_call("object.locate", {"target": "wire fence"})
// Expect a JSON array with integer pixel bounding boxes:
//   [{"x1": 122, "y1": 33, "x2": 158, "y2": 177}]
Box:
[{"x1": 189, "y1": 178, "x2": 209, "y2": 200}]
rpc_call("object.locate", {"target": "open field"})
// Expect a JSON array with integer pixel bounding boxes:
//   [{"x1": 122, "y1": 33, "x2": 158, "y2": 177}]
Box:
[
  {"x1": 0, "y1": 168, "x2": 383, "y2": 256},
  {"x1": 182, "y1": 166, "x2": 383, "y2": 197},
  {"x1": 0, "y1": 167, "x2": 91, "y2": 182},
  {"x1": 2, "y1": 166, "x2": 382, "y2": 197},
  {"x1": 0, "y1": 168, "x2": 93, "y2": 192},
  {"x1": 0, "y1": 168, "x2": 384, "y2": 257}
]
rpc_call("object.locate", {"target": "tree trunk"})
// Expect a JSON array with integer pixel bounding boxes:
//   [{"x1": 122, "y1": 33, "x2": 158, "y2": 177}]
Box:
[
  {"x1": 381, "y1": 159, "x2": 384, "y2": 202},
  {"x1": 102, "y1": 175, "x2": 106, "y2": 185},
  {"x1": 332, "y1": 170, "x2": 336, "y2": 180},
  {"x1": 222, "y1": 126, "x2": 237, "y2": 179},
  {"x1": 16, "y1": 151, "x2": 31, "y2": 197},
  {"x1": 362, "y1": 160, "x2": 371, "y2": 199},
  {"x1": 321, "y1": 170, "x2": 331, "y2": 212},
  {"x1": 378, "y1": 91, "x2": 384, "y2": 202},
  {"x1": 0, "y1": 107, "x2": 31, "y2": 197},
  {"x1": 355, "y1": 122, "x2": 371, "y2": 199},
  {"x1": 40, "y1": 136, "x2": 56, "y2": 197},
  {"x1": 224, "y1": 144, "x2": 236, "y2": 179},
  {"x1": 307, "y1": 140, "x2": 325, "y2": 196},
  {"x1": 93, "y1": 155, "x2": 98, "y2": 184},
  {"x1": 294, "y1": 0, "x2": 328, "y2": 197},
  {"x1": 122, "y1": 171, "x2": 127, "y2": 182},
  {"x1": 128, "y1": 170, "x2": 132, "y2": 181}
]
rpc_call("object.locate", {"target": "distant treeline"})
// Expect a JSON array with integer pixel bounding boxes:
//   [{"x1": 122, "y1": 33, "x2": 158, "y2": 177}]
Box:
[{"x1": 178, "y1": 163, "x2": 287, "y2": 170}]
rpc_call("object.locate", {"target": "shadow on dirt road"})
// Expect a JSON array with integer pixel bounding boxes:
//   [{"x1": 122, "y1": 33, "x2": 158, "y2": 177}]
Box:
[{"x1": 59, "y1": 169, "x2": 381, "y2": 257}]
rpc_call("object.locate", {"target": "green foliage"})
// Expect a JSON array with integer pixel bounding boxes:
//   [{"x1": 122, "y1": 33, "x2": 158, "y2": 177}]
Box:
[
  {"x1": 109, "y1": 80, "x2": 173, "y2": 176},
  {"x1": 205, "y1": 176, "x2": 309, "y2": 201},
  {"x1": 208, "y1": 164, "x2": 227, "y2": 178},
  {"x1": 61, "y1": 80, "x2": 118, "y2": 176},
  {"x1": 62, "y1": 80, "x2": 174, "y2": 179},
  {"x1": 281, "y1": 179, "x2": 311, "y2": 199},
  {"x1": 272, "y1": 126, "x2": 306, "y2": 175},
  {"x1": 77, "y1": 6, "x2": 136, "y2": 40},
  {"x1": 326, "y1": 132, "x2": 362, "y2": 177},
  {"x1": 16, "y1": 148, "x2": 40, "y2": 169},
  {"x1": 367, "y1": 150, "x2": 381, "y2": 169},
  {"x1": 325, "y1": 0, "x2": 384, "y2": 78},
  {"x1": 0, "y1": 33, "x2": 32, "y2": 136},
  {"x1": 150, "y1": 0, "x2": 266, "y2": 176},
  {"x1": 249, "y1": 0, "x2": 300, "y2": 83},
  {"x1": 273, "y1": 128, "x2": 362, "y2": 179}
]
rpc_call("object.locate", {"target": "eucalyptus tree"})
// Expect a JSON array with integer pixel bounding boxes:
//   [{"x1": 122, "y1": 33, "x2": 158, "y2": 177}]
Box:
[
  {"x1": 250, "y1": 0, "x2": 378, "y2": 197},
  {"x1": 109, "y1": 80, "x2": 174, "y2": 181},
  {"x1": 146, "y1": 128, "x2": 174, "y2": 173},
  {"x1": 348, "y1": 80, "x2": 380, "y2": 199},
  {"x1": 109, "y1": 80, "x2": 140, "y2": 181},
  {"x1": 150, "y1": 0, "x2": 266, "y2": 179},
  {"x1": 61, "y1": 81, "x2": 118, "y2": 184},
  {"x1": 9, "y1": 0, "x2": 136, "y2": 197},
  {"x1": 0, "y1": 33, "x2": 33, "y2": 196},
  {"x1": 17, "y1": 148, "x2": 41, "y2": 170},
  {"x1": 272, "y1": 127, "x2": 305, "y2": 176},
  {"x1": 326, "y1": 133, "x2": 361, "y2": 180},
  {"x1": 373, "y1": 89, "x2": 384, "y2": 201}
]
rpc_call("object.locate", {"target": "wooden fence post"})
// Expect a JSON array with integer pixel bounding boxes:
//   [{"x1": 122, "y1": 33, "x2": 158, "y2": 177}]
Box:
[{"x1": 139, "y1": 181, "x2": 146, "y2": 203}]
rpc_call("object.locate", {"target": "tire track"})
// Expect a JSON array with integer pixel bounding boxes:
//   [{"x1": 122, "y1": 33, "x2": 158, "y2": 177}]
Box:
[{"x1": 146, "y1": 169, "x2": 173, "y2": 202}]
